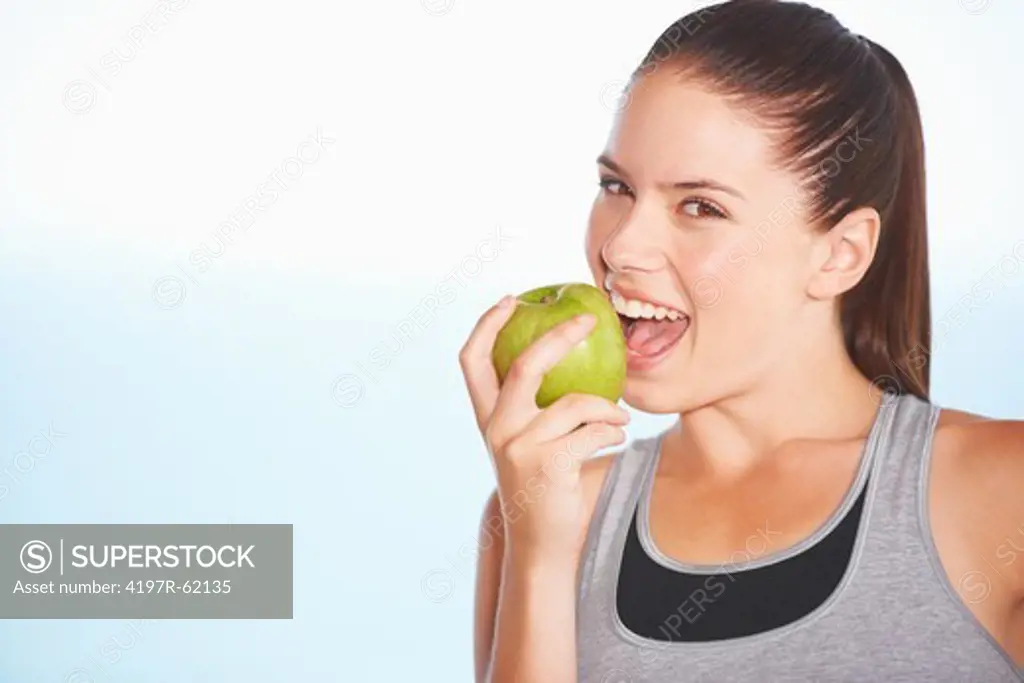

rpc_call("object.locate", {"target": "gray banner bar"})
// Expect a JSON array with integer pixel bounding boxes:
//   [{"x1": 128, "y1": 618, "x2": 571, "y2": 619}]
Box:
[{"x1": 0, "y1": 524, "x2": 292, "y2": 618}]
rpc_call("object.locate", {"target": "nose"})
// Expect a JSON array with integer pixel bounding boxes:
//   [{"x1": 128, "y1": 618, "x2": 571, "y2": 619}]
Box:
[{"x1": 600, "y1": 205, "x2": 666, "y2": 275}]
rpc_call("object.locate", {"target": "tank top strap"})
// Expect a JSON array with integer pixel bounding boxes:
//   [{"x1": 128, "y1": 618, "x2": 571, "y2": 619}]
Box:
[
  {"x1": 577, "y1": 432, "x2": 663, "y2": 610},
  {"x1": 856, "y1": 391, "x2": 942, "y2": 551}
]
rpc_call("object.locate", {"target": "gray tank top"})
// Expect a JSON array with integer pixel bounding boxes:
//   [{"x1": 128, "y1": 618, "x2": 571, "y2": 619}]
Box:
[{"x1": 576, "y1": 393, "x2": 1024, "y2": 681}]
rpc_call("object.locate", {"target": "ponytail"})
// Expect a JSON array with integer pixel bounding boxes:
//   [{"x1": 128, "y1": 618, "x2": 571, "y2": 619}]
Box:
[{"x1": 841, "y1": 40, "x2": 931, "y2": 401}]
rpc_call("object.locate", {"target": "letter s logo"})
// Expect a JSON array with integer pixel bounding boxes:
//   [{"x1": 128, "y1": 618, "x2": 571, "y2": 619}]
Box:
[{"x1": 20, "y1": 540, "x2": 53, "y2": 574}]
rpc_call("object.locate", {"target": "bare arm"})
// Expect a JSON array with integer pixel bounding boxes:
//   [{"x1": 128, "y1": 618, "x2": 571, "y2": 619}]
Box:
[
  {"x1": 473, "y1": 491, "x2": 505, "y2": 682},
  {"x1": 473, "y1": 488, "x2": 577, "y2": 683},
  {"x1": 474, "y1": 456, "x2": 620, "y2": 682},
  {"x1": 487, "y1": 545, "x2": 579, "y2": 683}
]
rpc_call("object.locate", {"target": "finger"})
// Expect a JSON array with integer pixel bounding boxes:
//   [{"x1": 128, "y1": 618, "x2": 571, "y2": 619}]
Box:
[
  {"x1": 563, "y1": 422, "x2": 628, "y2": 460},
  {"x1": 520, "y1": 423, "x2": 628, "y2": 480},
  {"x1": 490, "y1": 314, "x2": 598, "y2": 433},
  {"x1": 500, "y1": 422, "x2": 627, "y2": 478},
  {"x1": 459, "y1": 295, "x2": 519, "y2": 430},
  {"x1": 524, "y1": 393, "x2": 630, "y2": 444}
]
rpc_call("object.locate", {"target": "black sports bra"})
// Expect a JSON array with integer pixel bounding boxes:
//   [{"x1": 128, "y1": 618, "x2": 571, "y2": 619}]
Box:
[{"x1": 616, "y1": 476, "x2": 869, "y2": 642}]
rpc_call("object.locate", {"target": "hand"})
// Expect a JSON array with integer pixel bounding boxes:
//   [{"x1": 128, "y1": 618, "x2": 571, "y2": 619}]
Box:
[{"x1": 459, "y1": 296, "x2": 630, "y2": 559}]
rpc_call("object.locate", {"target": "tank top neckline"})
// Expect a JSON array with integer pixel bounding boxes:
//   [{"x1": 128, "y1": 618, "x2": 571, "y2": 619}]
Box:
[
  {"x1": 636, "y1": 398, "x2": 893, "y2": 575},
  {"x1": 606, "y1": 396, "x2": 900, "y2": 653}
]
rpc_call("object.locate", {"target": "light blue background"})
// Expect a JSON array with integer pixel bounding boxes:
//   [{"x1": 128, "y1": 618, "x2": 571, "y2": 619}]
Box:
[{"x1": 1, "y1": 0, "x2": 1022, "y2": 680}]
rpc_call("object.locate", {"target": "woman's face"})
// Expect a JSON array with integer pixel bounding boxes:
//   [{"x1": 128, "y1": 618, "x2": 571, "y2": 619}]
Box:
[{"x1": 586, "y1": 71, "x2": 826, "y2": 413}]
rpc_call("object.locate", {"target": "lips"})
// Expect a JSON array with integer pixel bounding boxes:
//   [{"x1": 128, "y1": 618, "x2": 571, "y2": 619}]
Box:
[{"x1": 609, "y1": 291, "x2": 685, "y2": 321}]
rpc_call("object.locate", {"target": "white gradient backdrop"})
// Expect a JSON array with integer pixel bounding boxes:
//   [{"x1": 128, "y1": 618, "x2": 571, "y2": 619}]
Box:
[{"x1": 0, "y1": 0, "x2": 1021, "y2": 680}]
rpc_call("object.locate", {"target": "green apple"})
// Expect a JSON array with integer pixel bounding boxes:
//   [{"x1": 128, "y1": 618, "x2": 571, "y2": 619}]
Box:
[{"x1": 492, "y1": 282, "x2": 627, "y2": 408}]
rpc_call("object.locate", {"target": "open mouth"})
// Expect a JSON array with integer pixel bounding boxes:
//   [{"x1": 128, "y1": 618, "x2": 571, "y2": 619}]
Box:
[{"x1": 609, "y1": 290, "x2": 691, "y2": 365}]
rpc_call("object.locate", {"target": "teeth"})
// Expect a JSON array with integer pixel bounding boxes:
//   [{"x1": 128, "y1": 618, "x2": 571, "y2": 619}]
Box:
[{"x1": 610, "y1": 290, "x2": 685, "y2": 321}]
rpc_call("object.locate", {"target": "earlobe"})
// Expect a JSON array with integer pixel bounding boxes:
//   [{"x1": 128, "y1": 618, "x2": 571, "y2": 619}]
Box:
[{"x1": 806, "y1": 207, "x2": 881, "y2": 300}]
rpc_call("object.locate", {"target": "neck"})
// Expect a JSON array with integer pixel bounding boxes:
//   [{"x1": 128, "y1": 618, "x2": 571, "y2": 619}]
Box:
[{"x1": 667, "y1": 329, "x2": 881, "y2": 479}]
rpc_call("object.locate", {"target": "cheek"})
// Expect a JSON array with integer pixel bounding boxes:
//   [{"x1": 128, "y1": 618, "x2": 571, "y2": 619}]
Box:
[
  {"x1": 685, "y1": 230, "x2": 795, "y2": 318},
  {"x1": 670, "y1": 234, "x2": 738, "y2": 312}
]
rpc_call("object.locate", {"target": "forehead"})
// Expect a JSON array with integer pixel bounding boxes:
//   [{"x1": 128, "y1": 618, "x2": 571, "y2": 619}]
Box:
[{"x1": 604, "y1": 71, "x2": 782, "y2": 189}]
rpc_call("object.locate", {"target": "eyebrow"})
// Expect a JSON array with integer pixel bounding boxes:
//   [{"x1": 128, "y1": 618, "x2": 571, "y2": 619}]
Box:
[{"x1": 596, "y1": 154, "x2": 746, "y2": 200}]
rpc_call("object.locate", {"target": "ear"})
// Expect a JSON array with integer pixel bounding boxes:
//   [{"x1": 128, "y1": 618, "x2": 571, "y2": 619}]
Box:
[{"x1": 806, "y1": 206, "x2": 881, "y2": 300}]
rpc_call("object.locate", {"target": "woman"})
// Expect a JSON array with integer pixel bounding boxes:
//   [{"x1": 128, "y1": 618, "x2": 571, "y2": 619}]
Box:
[{"x1": 461, "y1": 1, "x2": 1024, "y2": 681}]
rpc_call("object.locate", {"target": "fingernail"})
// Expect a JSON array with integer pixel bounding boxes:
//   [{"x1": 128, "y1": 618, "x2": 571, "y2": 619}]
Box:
[
  {"x1": 499, "y1": 295, "x2": 515, "y2": 309},
  {"x1": 577, "y1": 313, "x2": 596, "y2": 326}
]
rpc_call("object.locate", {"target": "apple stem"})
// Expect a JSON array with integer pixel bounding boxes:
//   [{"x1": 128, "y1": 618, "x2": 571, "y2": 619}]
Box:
[{"x1": 540, "y1": 295, "x2": 555, "y2": 304}]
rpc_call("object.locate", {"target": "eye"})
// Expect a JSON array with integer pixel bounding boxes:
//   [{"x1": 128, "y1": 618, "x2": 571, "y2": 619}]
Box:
[
  {"x1": 679, "y1": 198, "x2": 727, "y2": 219},
  {"x1": 598, "y1": 176, "x2": 633, "y2": 197}
]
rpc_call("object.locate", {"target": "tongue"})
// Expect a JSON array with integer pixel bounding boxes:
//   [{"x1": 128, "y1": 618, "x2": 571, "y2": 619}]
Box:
[{"x1": 626, "y1": 317, "x2": 690, "y2": 356}]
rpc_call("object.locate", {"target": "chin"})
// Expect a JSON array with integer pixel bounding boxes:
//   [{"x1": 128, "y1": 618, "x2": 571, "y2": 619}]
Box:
[
  {"x1": 621, "y1": 381, "x2": 694, "y2": 415},
  {"x1": 620, "y1": 354, "x2": 724, "y2": 415}
]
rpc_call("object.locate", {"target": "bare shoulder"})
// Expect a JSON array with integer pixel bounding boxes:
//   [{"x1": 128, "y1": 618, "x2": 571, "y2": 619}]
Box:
[
  {"x1": 930, "y1": 407, "x2": 1024, "y2": 595},
  {"x1": 933, "y1": 407, "x2": 1024, "y2": 482}
]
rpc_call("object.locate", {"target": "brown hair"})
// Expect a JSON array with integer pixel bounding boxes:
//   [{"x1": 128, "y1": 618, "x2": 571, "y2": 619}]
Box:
[{"x1": 633, "y1": 0, "x2": 930, "y2": 399}]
